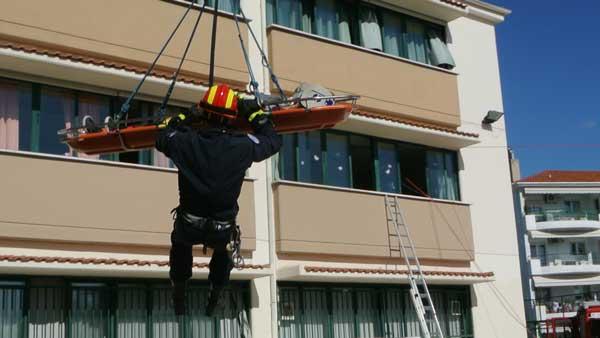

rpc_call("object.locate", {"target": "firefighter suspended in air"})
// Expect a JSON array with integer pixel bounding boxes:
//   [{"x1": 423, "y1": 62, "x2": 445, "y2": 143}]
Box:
[{"x1": 155, "y1": 84, "x2": 282, "y2": 316}]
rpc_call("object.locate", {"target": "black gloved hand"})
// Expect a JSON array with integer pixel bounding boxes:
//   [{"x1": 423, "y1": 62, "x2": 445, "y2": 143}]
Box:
[
  {"x1": 159, "y1": 113, "x2": 187, "y2": 129},
  {"x1": 237, "y1": 95, "x2": 262, "y2": 120}
]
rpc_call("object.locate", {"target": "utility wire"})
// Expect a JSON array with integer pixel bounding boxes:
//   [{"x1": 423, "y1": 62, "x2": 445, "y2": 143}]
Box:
[{"x1": 402, "y1": 178, "x2": 535, "y2": 334}]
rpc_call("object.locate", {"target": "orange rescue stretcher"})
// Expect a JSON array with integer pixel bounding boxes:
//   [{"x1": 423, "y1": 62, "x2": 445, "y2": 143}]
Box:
[{"x1": 59, "y1": 98, "x2": 356, "y2": 156}]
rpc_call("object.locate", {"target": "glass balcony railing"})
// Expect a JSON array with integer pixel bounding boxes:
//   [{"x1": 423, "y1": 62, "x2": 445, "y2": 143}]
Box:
[
  {"x1": 530, "y1": 210, "x2": 600, "y2": 222},
  {"x1": 535, "y1": 253, "x2": 593, "y2": 267}
]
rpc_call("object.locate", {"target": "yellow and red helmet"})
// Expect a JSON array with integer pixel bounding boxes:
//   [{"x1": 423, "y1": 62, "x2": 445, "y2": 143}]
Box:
[{"x1": 199, "y1": 84, "x2": 238, "y2": 118}]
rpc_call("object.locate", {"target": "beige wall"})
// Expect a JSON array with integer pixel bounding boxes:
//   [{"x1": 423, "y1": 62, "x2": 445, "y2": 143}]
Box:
[
  {"x1": 273, "y1": 182, "x2": 473, "y2": 261},
  {"x1": 268, "y1": 26, "x2": 461, "y2": 127},
  {"x1": 0, "y1": 0, "x2": 248, "y2": 85},
  {"x1": 0, "y1": 152, "x2": 256, "y2": 251}
]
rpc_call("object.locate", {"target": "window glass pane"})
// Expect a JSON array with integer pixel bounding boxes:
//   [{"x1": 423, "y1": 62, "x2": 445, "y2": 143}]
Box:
[
  {"x1": 298, "y1": 131, "x2": 323, "y2": 184},
  {"x1": 77, "y1": 93, "x2": 110, "y2": 160},
  {"x1": 444, "y1": 152, "x2": 460, "y2": 200},
  {"x1": 302, "y1": 288, "x2": 329, "y2": 337},
  {"x1": 29, "y1": 286, "x2": 66, "y2": 338},
  {"x1": 338, "y1": 3, "x2": 353, "y2": 44},
  {"x1": 151, "y1": 286, "x2": 180, "y2": 337},
  {"x1": 0, "y1": 284, "x2": 24, "y2": 338},
  {"x1": 266, "y1": 0, "x2": 275, "y2": 25},
  {"x1": 381, "y1": 11, "x2": 404, "y2": 57},
  {"x1": 277, "y1": 0, "x2": 303, "y2": 30},
  {"x1": 112, "y1": 99, "x2": 155, "y2": 165},
  {"x1": 206, "y1": 0, "x2": 240, "y2": 12},
  {"x1": 426, "y1": 150, "x2": 459, "y2": 200},
  {"x1": 331, "y1": 288, "x2": 354, "y2": 338},
  {"x1": 71, "y1": 285, "x2": 107, "y2": 338},
  {"x1": 279, "y1": 134, "x2": 297, "y2": 180},
  {"x1": 39, "y1": 87, "x2": 76, "y2": 156},
  {"x1": 0, "y1": 79, "x2": 31, "y2": 151},
  {"x1": 117, "y1": 285, "x2": 147, "y2": 338},
  {"x1": 314, "y1": 0, "x2": 337, "y2": 39},
  {"x1": 326, "y1": 133, "x2": 350, "y2": 187},
  {"x1": 398, "y1": 143, "x2": 426, "y2": 196},
  {"x1": 359, "y1": 6, "x2": 383, "y2": 51},
  {"x1": 405, "y1": 19, "x2": 428, "y2": 63},
  {"x1": 382, "y1": 289, "x2": 404, "y2": 337},
  {"x1": 377, "y1": 142, "x2": 399, "y2": 193},
  {"x1": 356, "y1": 289, "x2": 381, "y2": 337},
  {"x1": 350, "y1": 135, "x2": 373, "y2": 190},
  {"x1": 278, "y1": 288, "x2": 301, "y2": 338}
]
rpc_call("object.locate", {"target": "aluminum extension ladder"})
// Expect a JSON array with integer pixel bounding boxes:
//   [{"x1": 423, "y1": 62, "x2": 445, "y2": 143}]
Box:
[{"x1": 385, "y1": 194, "x2": 445, "y2": 338}]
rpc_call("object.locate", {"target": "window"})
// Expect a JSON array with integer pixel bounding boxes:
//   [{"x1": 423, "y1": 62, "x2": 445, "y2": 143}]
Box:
[
  {"x1": 350, "y1": 135, "x2": 374, "y2": 190},
  {"x1": 1, "y1": 76, "x2": 186, "y2": 168},
  {"x1": 267, "y1": 0, "x2": 455, "y2": 69},
  {"x1": 298, "y1": 131, "x2": 323, "y2": 184},
  {"x1": 325, "y1": 132, "x2": 350, "y2": 187},
  {"x1": 397, "y1": 142, "x2": 427, "y2": 196},
  {"x1": 278, "y1": 130, "x2": 461, "y2": 201},
  {"x1": 0, "y1": 282, "x2": 24, "y2": 338},
  {"x1": 278, "y1": 284, "x2": 473, "y2": 338},
  {"x1": 185, "y1": 0, "x2": 240, "y2": 13},
  {"x1": 426, "y1": 150, "x2": 459, "y2": 200},
  {"x1": 377, "y1": 141, "x2": 399, "y2": 193},
  {"x1": 0, "y1": 79, "x2": 31, "y2": 151},
  {"x1": 0, "y1": 280, "x2": 248, "y2": 338},
  {"x1": 565, "y1": 200, "x2": 582, "y2": 213},
  {"x1": 571, "y1": 242, "x2": 586, "y2": 255}
]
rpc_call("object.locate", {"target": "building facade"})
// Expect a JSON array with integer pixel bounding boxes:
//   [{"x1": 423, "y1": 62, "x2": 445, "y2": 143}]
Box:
[
  {"x1": 0, "y1": 0, "x2": 524, "y2": 337},
  {"x1": 515, "y1": 171, "x2": 600, "y2": 324}
]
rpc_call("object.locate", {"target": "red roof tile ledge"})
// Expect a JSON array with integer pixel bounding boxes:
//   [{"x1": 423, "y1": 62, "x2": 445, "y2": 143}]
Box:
[
  {"x1": 353, "y1": 110, "x2": 479, "y2": 138},
  {"x1": 304, "y1": 266, "x2": 494, "y2": 278},
  {"x1": 519, "y1": 170, "x2": 600, "y2": 183},
  {"x1": 0, "y1": 255, "x2": 267, "y2": 270}
]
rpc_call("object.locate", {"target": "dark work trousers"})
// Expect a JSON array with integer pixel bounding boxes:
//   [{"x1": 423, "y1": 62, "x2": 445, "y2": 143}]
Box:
[{"x1": 169, "y1": 216, "x2": 234, "y2": 288}]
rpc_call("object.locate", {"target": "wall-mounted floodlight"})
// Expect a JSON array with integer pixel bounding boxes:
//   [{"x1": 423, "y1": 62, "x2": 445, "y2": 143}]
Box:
[{"x1": 483, "y1": 110, "x2": 504, "y2": 124}]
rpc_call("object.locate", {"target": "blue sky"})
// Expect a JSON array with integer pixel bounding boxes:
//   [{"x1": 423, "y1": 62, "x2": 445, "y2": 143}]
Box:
[{"x1": 493, "y1": 0, "x2": 600, "y2": 178}]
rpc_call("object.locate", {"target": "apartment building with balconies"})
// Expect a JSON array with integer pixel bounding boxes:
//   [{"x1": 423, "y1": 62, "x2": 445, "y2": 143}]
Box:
[
  {"x1": 515, "y1": 171, "x2": 600, "y2": 323},
  {"x1": 0, "y1": 0, "x2": 523, "y2": 337}
]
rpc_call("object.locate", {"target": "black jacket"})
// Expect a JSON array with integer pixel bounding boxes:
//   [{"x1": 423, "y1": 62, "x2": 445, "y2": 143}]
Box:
[{"x1": 156, "y1": 120, "x2": 282, "y2": 221}]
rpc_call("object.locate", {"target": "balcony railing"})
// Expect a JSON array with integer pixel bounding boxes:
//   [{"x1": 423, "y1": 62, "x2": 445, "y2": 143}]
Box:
[
  {"x1": 531, "y1": 210, "x2": 600, "y2": 222},
  {"x1": 536, "y1": 253, "x2": 593, "y2": 267}
]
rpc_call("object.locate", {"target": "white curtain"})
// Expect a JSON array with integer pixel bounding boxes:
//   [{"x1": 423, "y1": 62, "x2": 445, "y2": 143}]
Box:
[
  {"x1": 428, "y1": 29, "x2": 456, "y2": 69},
  {"x1": 0, "y1": 288, "x2": 24, "y2": 338},
  {"x1": 116, "y1": 288, "x2": 147, "y2": 338},
  {"x1": 314, "y1": 0, "x2": 337, "y2": 39},
  {"x1": 381, "y1": 11, "x2": 403, "y2": 56},
  {"x1": 28, "y1": 288, "x2": 66, "y2": 338},
  {"x1": 359, "y1": 6, "x2": 383, "y2": 51},
  {"x1": 426, "y1": 151, "x2": 459, "y2": 200},
  {"x1": 405, "y1": 20, "x2": 428, "y2": 63},
  {"x1": 0, "y1": 83, "x2": 20, "y2": 150},
  {"x1": 302, "y1": 289, "x2": 328, "y2": 338},
  {"x1": 277, "y1": 0, "x2": 303, "y2": 30},
  {"x1": 338, "y1": 5, "x2": 352, "y2": 44},
  {"x1": 332, "y1": 289, "x2": 355, "y2": 338}
]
